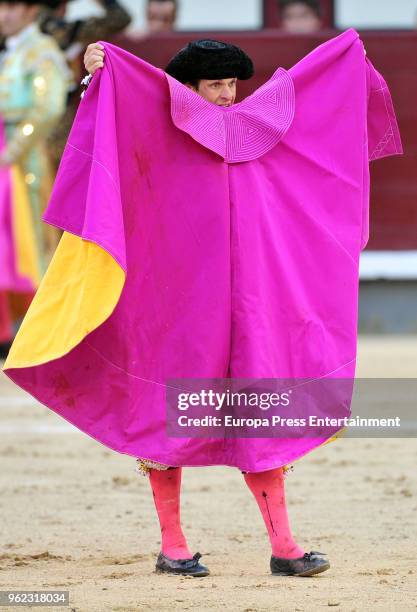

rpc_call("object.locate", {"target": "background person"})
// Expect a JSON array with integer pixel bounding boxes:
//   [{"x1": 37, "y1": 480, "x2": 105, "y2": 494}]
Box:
[
  {"x1": 0, "y1": 0, "x2": 73, "y2": 356},
  {"x1": 279, "y1": 0, "x2": 323, "y2": 33},
  {"x1": 39, "y1": 0, "x2": 132, "y2": 171},
  {"x1": 146, "y1": 0, "x2": 177, "y2": 33}
]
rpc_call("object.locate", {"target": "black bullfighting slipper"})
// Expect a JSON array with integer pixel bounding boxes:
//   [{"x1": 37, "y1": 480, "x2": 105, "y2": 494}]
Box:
[
  {"x1": 270, "y1": 550, "x2": 330, "y2": 577},
  {"x1": 155, "y1": 552, "x2": 210, "y2": 577}
]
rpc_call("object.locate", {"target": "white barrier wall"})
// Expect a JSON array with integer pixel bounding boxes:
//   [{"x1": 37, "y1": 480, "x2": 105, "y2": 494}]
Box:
[
  {"x1": 66, "y1": 0, "x2": 417, "y2": 31},
  {"x1": 66, "y1": 0, "x2": 262, "y2": 31},
  {"x1": 335, "y1": 0, "x2": 417, "y2": 28}
]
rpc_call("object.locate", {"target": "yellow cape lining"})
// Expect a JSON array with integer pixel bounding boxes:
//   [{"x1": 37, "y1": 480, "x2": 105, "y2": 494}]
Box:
[
  {"x1": 3, "y1": 231, "x2": 125, "y2": 369},
  {"x1": 2, "y1": 228, "x2": 343, "y2": 450}
]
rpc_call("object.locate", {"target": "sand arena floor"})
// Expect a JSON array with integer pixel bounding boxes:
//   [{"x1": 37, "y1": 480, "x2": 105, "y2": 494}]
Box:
[{"x1": 0, "y1": 335, "x2": 416, "y2": 611}]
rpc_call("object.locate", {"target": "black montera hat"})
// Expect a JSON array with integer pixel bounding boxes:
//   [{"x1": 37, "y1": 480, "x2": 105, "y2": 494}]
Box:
[{"x1": 165, "y1": 39, "x2": 254, "y2": 84}]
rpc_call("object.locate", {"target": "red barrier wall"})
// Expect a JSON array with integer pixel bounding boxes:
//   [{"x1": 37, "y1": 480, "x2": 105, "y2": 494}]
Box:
[{"x1": 113, "y1": 29, "x2": 417, "y2": 250}]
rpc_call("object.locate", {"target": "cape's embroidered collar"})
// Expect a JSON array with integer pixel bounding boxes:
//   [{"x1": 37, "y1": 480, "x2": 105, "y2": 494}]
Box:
[{"x1": 166, "y1": 68, "x2": 295, "y2": 163}]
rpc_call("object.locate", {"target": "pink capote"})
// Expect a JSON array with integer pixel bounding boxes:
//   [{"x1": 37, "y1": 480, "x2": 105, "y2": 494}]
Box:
[{"x1": 4, "y1": 29, "x2": 402, "y2": 472}]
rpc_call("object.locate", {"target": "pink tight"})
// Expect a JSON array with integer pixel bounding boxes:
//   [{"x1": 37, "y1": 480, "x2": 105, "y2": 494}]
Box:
[
  {"x1": 149, "y1": 465, "x2": 304, "y2": 560},
  {"x1": 149, "y1": 467, "x2": 193, "y2": 560},
  {"x1": 243, "y1": 466, "x2": 305, "y2": 558}
]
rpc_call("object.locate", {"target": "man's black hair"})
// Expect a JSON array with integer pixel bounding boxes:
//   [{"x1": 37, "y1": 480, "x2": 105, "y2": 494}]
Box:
[
  {"x1": 279, "y1": 0, "x2": 322, "y2": 18},
  {"x1": 147, "y1": 0, "x2": 178, "y2": 6}
]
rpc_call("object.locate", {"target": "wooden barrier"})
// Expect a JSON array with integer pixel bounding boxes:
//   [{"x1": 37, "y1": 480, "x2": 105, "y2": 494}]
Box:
[{"x1": 113, "y1": 29, "x2": 417, "y2": 250}]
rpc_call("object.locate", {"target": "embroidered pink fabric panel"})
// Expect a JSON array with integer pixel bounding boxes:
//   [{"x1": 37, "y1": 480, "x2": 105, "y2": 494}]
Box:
[{"x1": 166, "y1": 68, "x2": 295, "y2": 163}]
